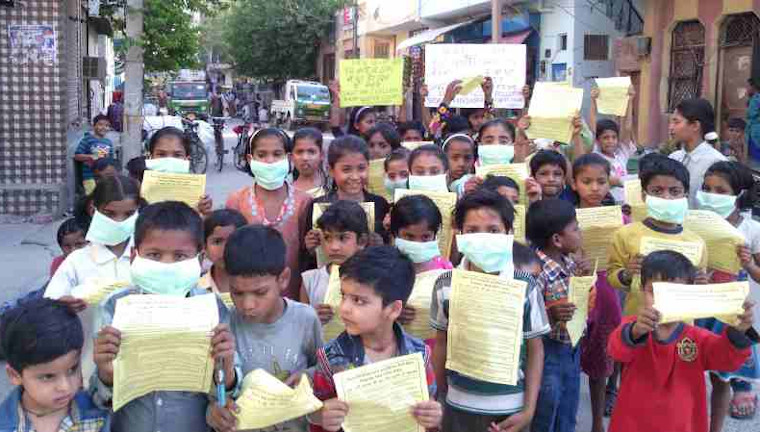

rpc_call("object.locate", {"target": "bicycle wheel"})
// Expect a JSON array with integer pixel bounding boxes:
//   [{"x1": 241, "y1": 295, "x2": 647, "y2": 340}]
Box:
[
  {"x1": 190, "y1": 138, "x2": 208, "y2": 174},
  {"x1": 216, "y1": 146, "x2": 224, "y2": 172},
  {"x1": 234, "y1": 135, "x2": 248, "y2": 171}
]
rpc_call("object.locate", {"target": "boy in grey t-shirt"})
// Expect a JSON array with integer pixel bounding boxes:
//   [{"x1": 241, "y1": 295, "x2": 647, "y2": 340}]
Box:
[{"x1": 208, "y1": 226, "x2": 323, "y2": 432}]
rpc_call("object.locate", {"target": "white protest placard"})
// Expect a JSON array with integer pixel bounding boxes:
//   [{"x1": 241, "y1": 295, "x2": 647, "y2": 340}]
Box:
[{"x1": 424, "y1": 44, "x2": 526, "y2": 109}]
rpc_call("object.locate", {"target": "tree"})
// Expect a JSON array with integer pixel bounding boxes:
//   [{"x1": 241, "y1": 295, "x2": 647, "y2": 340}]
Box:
[{"x1": 224, "y1": 0, "x2": 347, "y2": 82}]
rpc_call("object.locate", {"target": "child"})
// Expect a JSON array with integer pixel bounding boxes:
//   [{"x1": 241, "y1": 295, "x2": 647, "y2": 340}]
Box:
[
  {"x1": 92, "y1": 158, "x2": 119, "y2": 182},
  {"x1": 383, "y1": 148, "x2": 410, "y2": 196},
  {"x1": 724, "y1": 118, "x2": 747, "y2": 163},
  {"x1": 292, "y1": 127, "x2": 328, "y2": 198},
  {"x1": 477, "y1": 119, "x2": 517, "y2": 165},
  {"x1": 408, "y1": 144, "x2": 450, "y2": 192},
  {"x1": 50, "y1": 218, "x2": 87, "y2": 277},
  {"x1": 0, "y1": 299, "x2": 109, "y2": 432},
  {"x1": 311, "y1": 246, "x2": 443, "y2": 432},
  {"x1": 480, "y1": 175, "x2": 520, "y2": 204},
  {"x1": 607, "y1": 250, "x2": 756, "y2": 432},
  {"x1": 331, "y1": 105, "x2": 377, "y2": 139},
  {"x1": 75, "y1": 114, "x2": 113, "y2": 195},
  {"x1": 367, "y1": 123, "x2": 401, "y2": 160},
  {"x1": 526, "y1": 198, "x2": 591, "y2": 432},
  {"x1": 570, "y1": 154, "x2": 623, "y2": 432},
  {"x1": 607, "y1": 156, "x2": 708, "y2": 316},
  {"x1": 146, "y1": 126, "x2": 213, "y2": 214},
  {"x1": 398, "y1": 120, "x2": 426, "y2": 142},
  {"x1": 431, "y1": 189, "x2": 549, "y2": 432},
  {"x1": 207, "y1": 225, "x2": 323, "y2": 432},
  {"x1": 91, "y1": 201, "x2": 238, "y2": 431},
  {"x1": 528, "y1": 150, "x2": 574, "y2": 202},
  {"x1": 390, "y1": 194, "x2": 453, "y2": 273},
  {"x1": 226, "y1": 127, "x2": 312, "y2": 299},
  {"x1": 303, "y1": 135, "x2": 391, "y2": 264},
  {"x1": 126, "y1": 156, "x2": 146, "y2": 185},
  {"x1": 199, "y1": 209, "x2": 248, "y2": 295},
  {"x1": 301, "y1": 200, "x2": 369, "y2": 324},
  {"x1": 442, "y1": 133, "x2": 476, "y2": 195},
  {"x1": 697, "y1": 161, "x2": 760, "y2": 425}
]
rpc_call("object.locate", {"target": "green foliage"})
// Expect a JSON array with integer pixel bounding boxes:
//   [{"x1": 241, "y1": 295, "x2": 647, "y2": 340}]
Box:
[{"x1": 223, "y1": 0, "x2": 347, "y2": 82}]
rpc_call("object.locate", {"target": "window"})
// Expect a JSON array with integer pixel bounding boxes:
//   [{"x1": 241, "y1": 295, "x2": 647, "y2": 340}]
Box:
[
  {"x1": 323, "y1": 54, "x2": 335, "y2": 83},
  {"x1": 584, "y1": 34, "x2": 609, "y2": 60},
  {"x1": 559, "y1": 34, "x2": 567, "y2": 51},
  {"x1": 374, "y1": 41, "x2": 390, "y2": 58},
  {"x1": 667, "y1": 20, "x2": 705, "y2": 112}
]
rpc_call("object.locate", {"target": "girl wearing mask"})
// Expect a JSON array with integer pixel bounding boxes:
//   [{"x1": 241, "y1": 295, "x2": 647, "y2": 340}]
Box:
[
  {"x1": 225, "y1": 127, "x2": 312, "y2": 300},
  {"x1": 383, "y1": 148, "x2": 410, "y2": 197},
  {"x1": 408, "y1": 144, "x2": 451, "y2": 193}
]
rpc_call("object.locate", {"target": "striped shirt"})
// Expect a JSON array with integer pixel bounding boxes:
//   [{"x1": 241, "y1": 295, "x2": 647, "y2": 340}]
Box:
[
  {"x1": 535, "y1": 249, "x2": 577, "y2": 344},
  {"x1": 430, "y1": 263, "x2": 551, "y2": 415}
]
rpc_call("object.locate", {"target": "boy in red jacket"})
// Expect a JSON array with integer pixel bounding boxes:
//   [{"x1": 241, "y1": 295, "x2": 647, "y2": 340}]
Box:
[{"x1": 608, "y1": 250, "x2": 757, "y2": 432}]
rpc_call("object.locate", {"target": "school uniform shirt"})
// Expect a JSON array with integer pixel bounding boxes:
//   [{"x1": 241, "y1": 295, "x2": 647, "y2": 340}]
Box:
[
  {"x1": 89, "y1": 285, "x2": 241, "y2": 432},
  {"x1": 669, "y1": 141, "x2": 727, "y2": 208},
  {"x1": 229, "y1": 298, "x2": 322, "y2": 432},
  {"x1": 607, "y1": 316, "x2": 754, "y2": 432},
  {"x1": 429, "y1": 263, "x2": 551, "y2": 416},
  {"x1": 301, "y1": 266, "x2": 330, "y2": 305},
  {"x1": 606, "y1": 219, "x2": 708, "y2": 315},
  {"x1": 0, "y1": 387, "x2": 109, "y2": 432},
  {"x1": 75, "y1": 132, "x2": 113, "y2": 181}
]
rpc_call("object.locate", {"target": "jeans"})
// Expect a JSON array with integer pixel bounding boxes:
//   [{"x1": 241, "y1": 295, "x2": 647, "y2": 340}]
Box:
[{"x1": 531, "y1": 337, "x2": 581, "y2": 432}]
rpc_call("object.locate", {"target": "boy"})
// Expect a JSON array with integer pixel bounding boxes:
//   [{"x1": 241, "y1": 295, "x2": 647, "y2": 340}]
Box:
[
  {"x1": 301, "y1": 200, "x2": 369, "y2": 325},
  {"x1": 91, "y1": 201, "x2": 239, "y2": 432},
  {"x1": 528, "y1": 150, "x2": 574, "y2": 202},
  {"x1": 92, "y1": 158, "x2": 118, "y2": 182},
  {"x1": 724, "y1": 118, "x2": 747, "y2": 163},
  {"x1": 0, "y1": 298, "x2": 109, "y2": 432},
  {"x1": 50, "y1": 218, "x2": 87, "y2": 277},
  {"x1": 607, "y1": 156, "x2": 708, "y2": 316},
  {"x1": 200, "y1": 209, "x2": 248, "y2": 295},
  {"x1": 75, "y1": 114, "x2": 113, "y2": 195},
  {"x1": 608, "y1": 250, "x2": 756, "y2": 432},
  {"x1": 526, "y1": 198, "x2": 591, "y2": 432},
  {"x1": 207, "y1": 225, "x2": 323, "y2": 432},
  {"x1": 431, "y1": 189, "x2": 550, "y2": 432},
  {"x1": 312, "y1": 246, "x2": 443, "y2": 432}
]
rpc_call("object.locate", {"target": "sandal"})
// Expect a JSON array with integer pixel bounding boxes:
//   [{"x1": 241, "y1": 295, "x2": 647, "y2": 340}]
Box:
[
  {"x1": 604, "y1": 388, "x2": 618, "y2": 417},
  {"x1": 729, "y1": 392, "x2": 758, "y2": 420}
]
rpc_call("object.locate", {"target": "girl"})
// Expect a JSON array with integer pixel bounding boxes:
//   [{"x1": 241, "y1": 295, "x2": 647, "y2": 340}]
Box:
[
  {"x1": 477, "y1": 118, "x2": 517, "y2": 165},
  {"x1": 366, "y1": 123, "x2": 401, "y2": 160},
  {"x1": 697, "y1": 161, "x2": 760, "y2": 427},
  {"x1": 570, "y1": 154, "x2": 623, "y2": 432},
  {"x1": 384, "y1": 148, "x2": 410, "y2": 196},
  {"x1": 303, "y1": 135, "x2": 391, "y2": 269},
  {"x1": 291, "y1": 127, "x2": 328, "y2": 198},
  {"x1": 443, "y1": 134, "x2": 476, "y2": 196},
  {"x1": 145, "y1": 126, "x2": 213, "y2": 215},
  {"x1": 390, "y1": 195, "x2": 453, "y2": 273},
  {"x1": 225, "y1": 127, "x2": 312, "y2": 300},
  {"x1": 50, "y1": 218, "x2": 87, "y2": 277},
  {"x1": 589, "y1": 86, "x2": 638, "y2": 203},
  {"x1": 199, "y1": 209, "x2": 248, "y2": 298},
  {"x1": 397, "y1": 121, "x2": 426, "y2": 142},
  {"x1": 480, "y1": 175, "x2": 520, "y2": 205},
  {"x1": 329, "y1": 103, "x2": 377, "y2": 139},
  {"x1": 408, "y1": 144, "x2": 450, "y2": 193}
]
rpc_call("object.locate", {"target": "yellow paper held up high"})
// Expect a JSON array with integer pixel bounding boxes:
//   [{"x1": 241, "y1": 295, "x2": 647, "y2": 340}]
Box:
[
  {"x1": 475, "y1": 163, "x2": 530, "y2": 205},
  {"x1": 525, "y1": 81, "x2": 584, "y2": 144},
  {"x1": 339, "y1": 58, "x2": 404, "y2": 107},
  {"x1": 566, "y1": 270, "x2": 598, "y2": 347},
  {"x1": 576, "y1": 206, "x2": 623, "y2": 271},
  {"x1": 395, "y1": 189, "x2": 457, "y2": 259},
  {"x1": 404, "y1": 270, "x2": 447, "y2": 340},
  {"x1": 71, "y1": 278, "x2": 129, "y2": 306},
  {"x1": 334, "y1": 353, "x2": 429, "y2": 432},
  {"x1": 684, "y1": 210, "x2": 746, "y2": 274},
  {"x1": 141, "y1": 170, "x2": 206, "y2": 208},
  {"x1": 111, "y1": 294, "x2": 219, "y2": 412},
  {"x1": 639, "y1": 237, "x2": 703, "y2": 266},
  {"x1": 459, "y1": 76, "x2": 485, "y2": 96},
  {"x1": 235, "y1": 369, "x2": 323, "y2": 430},
  {"x1": 314, "y1": 202, "x2": 375, "y2": 268},
  {"x1": 367, "y1": 159, "x2": 392, "y2": 202},
  {"x1": 446, "y1": 270, "x2": 526, "y2": 385},
  {"x1": 322, "y1": 267, "x2": 345, "y2": 342},
  {"x1": 595, "y1": 76, "x2": 632, "y2": 116},
  {"x1": 653, "y1": 281, "x2": 750, "y2": 326}
]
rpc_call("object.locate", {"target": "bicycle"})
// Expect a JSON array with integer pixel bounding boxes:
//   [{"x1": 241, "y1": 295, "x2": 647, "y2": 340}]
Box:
[
  {"x1": 233, "y1": 120, "x2": 255, "y2": 172},
  {"x1": 181, "y1": 117, "x2": 208, "y2": 174},
  {"x1": 210, "y1": 117, "x2": 227, "y2": 172}
]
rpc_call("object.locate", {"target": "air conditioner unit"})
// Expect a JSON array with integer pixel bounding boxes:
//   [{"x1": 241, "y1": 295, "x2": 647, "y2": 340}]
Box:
[{"x1": 83, "y1": 56, "x2": 107, "y2": 81}]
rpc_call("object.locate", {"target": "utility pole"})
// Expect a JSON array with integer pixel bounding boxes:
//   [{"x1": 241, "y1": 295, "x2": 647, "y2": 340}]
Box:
[
  {"x1": 122, "y1": 0, "x2": 144, "y2": 166},
  {"x1": 352, "y1": 1, "x2": 359, "y2": 58},
  {"x1": 491, "y1": 0, "x2": 502, "y2": 43}
]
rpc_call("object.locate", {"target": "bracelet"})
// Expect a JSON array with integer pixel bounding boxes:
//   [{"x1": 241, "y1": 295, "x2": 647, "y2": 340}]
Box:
[{"x1": 437, "y1": 104, "x2": 450, "y2": 116}]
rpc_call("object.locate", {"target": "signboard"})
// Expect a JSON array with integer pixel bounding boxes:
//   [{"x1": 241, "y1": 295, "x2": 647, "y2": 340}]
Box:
[
  {"x1": 339, "y1": 58, "x2": 404, "y2": 107},
  {"x1": 7, "y1": 24, "x2": 57, "y2": 65}
]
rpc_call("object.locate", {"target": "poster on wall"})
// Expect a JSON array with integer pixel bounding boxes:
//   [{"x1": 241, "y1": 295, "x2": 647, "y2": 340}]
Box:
[{"x1": 7, "y1": 24, "x2": 57, "y2": 65}]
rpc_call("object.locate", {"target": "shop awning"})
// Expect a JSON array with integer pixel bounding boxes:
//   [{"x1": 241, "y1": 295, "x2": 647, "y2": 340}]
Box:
[
  {"x1": 500, "y1": 28, "x2": 533, "y2": 44},
  {"x1": 396, "y1": 20, "x2": 475, "y2": 52}
]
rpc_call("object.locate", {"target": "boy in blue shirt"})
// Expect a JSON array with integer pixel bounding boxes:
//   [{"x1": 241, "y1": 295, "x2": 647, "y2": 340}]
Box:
[
  {"x1": 75, "y1": 114, "x2": 113, "y2": 195},
  {"x1": 90, "y1": 201, "x2": 239, "y2": 432},
  {"x1": 0, "y1": 298, "x2": 109, "y2": 432}
]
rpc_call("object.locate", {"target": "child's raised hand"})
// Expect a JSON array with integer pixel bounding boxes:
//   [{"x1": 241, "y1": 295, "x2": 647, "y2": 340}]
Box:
[
  {"x1": 694, "y1": 270, "x2": 713, "y2": 285},
  {"x1": 571, "y1": 113, "x2": 583, "y2": 136},
  {"x1": 320, "y1": 398, "x2": 349, "y2": 432},
  {"x1": 548, "y1": 301, "x2": 576, "y2": 322},
  {"x1": 463, "y1": 175, "x2": 483, "y2": 195},
  {"x1": 590, "y1": 88, "x2": 600, "y2": 100},
  {"x1": 305, "y1": 229, "x2": 323, "y2": 252},
  {"x1": 525, "y1": 177, "x2": 542, "y2": 204},
  {"x1": 481, "y1": 76, "x2": 494, "y2": 100},
  {"x1": 206, "y1": 396, "x2": 239, "y2": 432},
  {"x1": 443, "y1": 80, "x2": 463, "y2": 105},
  {"x1": 411, "y1": 400, "x2": 442, "y2": 429},
  {"x1": 632, "y1": 306, "x2": 661, "y2": 340},
  {"x1": 489, "y1": 410, "x2": 532, "y2": 432},
  {"x1": 738, "y1": 244, "x2": 753, "y2": 268},
  {"x1": 316, "y1": 304, "x2": 334, "y2": 325},
  {"x1": 733, "y1": 300, "x2": 756, "y2": 333},
  {"x1": 211, "y1": 324, "x2": 236, "y2": 385},
  {"x1": 517, "y1": 115, "x2": 531, "y2": 131},
  {"x1": 57, "y1": 295, "x2": 88, "y2": 314},
  {"x1": 196, "y1": 194, "x2": 213, "y2": 217},
  {"x1": 94, "y1": 326, "x2": 121, "y2": 386},
  {"x1": 398, "y1": 304, "x2": 416, "y2": 325}
]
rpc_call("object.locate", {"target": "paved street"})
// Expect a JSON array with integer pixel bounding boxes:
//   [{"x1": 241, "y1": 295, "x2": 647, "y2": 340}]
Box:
[{"x1": 0, "y1": 121, "x2": 758, "y2": 431}]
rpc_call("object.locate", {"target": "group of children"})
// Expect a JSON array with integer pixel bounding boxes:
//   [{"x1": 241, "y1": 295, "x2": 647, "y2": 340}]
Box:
[{"x1": 2, "y1": 77, "x2": 759, "y2": 432}]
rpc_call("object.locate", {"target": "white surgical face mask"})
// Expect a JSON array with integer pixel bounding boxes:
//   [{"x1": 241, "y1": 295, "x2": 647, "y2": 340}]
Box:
[
  {"x1": 477, "y1": 144, "x2": 514, "y2": 165},
  {"x1": 456, "y1": 233, "x2": 514, "y2": 274},
  {"x1": 395, "y1": 238, "x2": 440, "y2": 263},
  {"x1": 146, "y1": 157, "x2": 190, "y2": 174},
  {"x1": 86, "y1": 210, "x2": 137, "y2": 246},
  {"x1": 384, "y1": 176, "x2": 408, "y2": 195},
  {"x1": 696, "y1": 190, "x2": 737, "y2": 219},
  {"x1": 249, "y1": 158, "x2": 290, "y2": 190},
  {"x1": 130, "y1": 254, "x2": 201, "y2": 297},
  {"x1": 408, "y1": 174, "x2": 449, "y2": 192},
  {"x1": 645, "y1": 195, "x2": 689, "y2": 224}
]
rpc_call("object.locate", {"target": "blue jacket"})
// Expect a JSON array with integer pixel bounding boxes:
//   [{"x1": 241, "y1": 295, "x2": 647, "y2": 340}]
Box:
[{"x1": 0, "y1": 387, "x2": 109, "y2": 432}]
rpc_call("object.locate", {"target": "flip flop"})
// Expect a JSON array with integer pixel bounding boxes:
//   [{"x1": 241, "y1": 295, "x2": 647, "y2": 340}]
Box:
[{"x1": 729, "y1": 393, "x2": 757, "y2": 420}]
